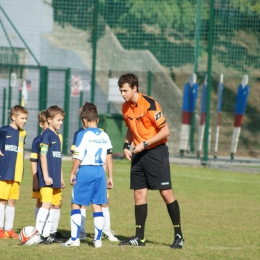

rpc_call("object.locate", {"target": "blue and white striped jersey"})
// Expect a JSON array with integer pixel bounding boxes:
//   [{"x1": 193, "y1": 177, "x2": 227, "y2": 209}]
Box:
[{"x1": 73, "y1": 127, "x2": 112, "y2": 166}]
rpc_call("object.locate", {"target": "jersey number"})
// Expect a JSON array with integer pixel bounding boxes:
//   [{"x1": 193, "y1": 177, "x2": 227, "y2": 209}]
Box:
[{"x1": 95, "y1": 148, "x2": 102, "y2": 164}]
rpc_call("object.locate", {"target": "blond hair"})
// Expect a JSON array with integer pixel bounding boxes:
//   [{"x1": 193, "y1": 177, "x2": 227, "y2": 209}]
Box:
[{"x1": 10, "y1": 105, "x2": 28, "y2": 121}]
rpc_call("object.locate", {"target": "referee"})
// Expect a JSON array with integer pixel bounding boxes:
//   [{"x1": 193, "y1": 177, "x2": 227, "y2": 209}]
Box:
[{"x1": 118, "y1": 73, "x2": 184, "y2": 249}]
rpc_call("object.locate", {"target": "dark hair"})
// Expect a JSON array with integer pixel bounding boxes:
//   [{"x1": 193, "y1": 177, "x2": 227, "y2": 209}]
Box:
[
  {"x1": 79, "y1": 102, "x2": 97, "y2": 116},
  {"x1": 118, "y1": 73, "x2": 139, "y2": 91},
  {"x1": 80, "y1": 103, "x2": 98, "y2": 122},
  {"x1": 46, "y1": 105, "x2": 65, "y2": 120}
]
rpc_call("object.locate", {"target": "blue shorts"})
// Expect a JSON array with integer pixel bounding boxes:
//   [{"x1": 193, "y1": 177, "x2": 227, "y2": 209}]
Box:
[{"x1": 71, "y1": 165, "x2": 107, "y2": 206}]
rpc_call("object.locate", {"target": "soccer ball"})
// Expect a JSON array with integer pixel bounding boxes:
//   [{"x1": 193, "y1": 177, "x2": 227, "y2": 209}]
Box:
[{"x1": 19, "y1": 226, "x2": 41, "y2": 245}]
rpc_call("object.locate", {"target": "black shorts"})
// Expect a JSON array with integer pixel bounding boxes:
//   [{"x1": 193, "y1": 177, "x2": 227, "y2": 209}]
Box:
[{"x1": 130, "y1": 144, "x2": 172, "y2": 190}]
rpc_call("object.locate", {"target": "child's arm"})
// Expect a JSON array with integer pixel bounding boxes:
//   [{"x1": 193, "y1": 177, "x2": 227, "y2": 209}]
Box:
[
  {"x1": 40, "y1": 152, "x2": 53, "y2": 186},
  {"x1": 106, "y1": 153, "x2": 113, "y2": 189},
  {"x1": 31, "y1": 161, "x2": 38, "y2": 191},
  {"x1": 0, "y1": 130, "x2": 5, "y2": 156},
  {"x1": 61, "y1": 169, "x2": 65, "y2": 189},
  {"x1": 70, "y1": 159, "x2": 81, "y2": 185}
]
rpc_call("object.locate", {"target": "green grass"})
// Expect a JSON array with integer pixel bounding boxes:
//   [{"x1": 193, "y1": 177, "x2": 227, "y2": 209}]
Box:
[{"x1": 1, "y1": 159, "x2": 260, "y2": 260}]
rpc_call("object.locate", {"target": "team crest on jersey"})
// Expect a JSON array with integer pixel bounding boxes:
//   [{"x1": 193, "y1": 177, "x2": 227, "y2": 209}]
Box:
[
  {"x1": 154, "y1": 111, "x2": 162, "y2": 121},
  {"x1": 19, "y1": 136, "x2": 24, "y2": 143}
]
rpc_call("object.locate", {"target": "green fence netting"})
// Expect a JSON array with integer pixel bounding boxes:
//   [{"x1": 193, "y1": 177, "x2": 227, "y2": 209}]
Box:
[{"x1": 0, "y1": 0, "x2": 260, "y2": 158}]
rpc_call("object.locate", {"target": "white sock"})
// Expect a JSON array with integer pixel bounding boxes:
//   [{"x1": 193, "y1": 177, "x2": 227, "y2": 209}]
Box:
[
  {"x1": 51, "y1": 208, "x2": 60, "y2": 234},
  {"x1": 35, "y1": 208, "x2": 49, "y2": 235},
  {"x1": 5, "y1": 206, "x2": 15, "y2": 231},
  {"x1": 102, "y1": 206, "x2": 110, "y2": 231},
  {"x1": 71, "y1": 209, "x2": 81, "y2": 241},
  {"x1": 42, "y1": 209, "x2": 54, "y2": 237},
  {"x1": 0, "y1": 204, "x2": 5, "y2": 229},
  {"x1": 80, "y1": 208, "x2": 86, "y2": 232},
  {"x1": 93, "y1": 212, "x2": 103, "y2": 241},
  {"x1": 35, "y1": 207, "x2": 40, "y2": 219}
]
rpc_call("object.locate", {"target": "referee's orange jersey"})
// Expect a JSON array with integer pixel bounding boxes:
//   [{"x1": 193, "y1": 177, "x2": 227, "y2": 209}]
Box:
[{"x1": 122, "y1": 92, "x2": 167, "y2": 149}]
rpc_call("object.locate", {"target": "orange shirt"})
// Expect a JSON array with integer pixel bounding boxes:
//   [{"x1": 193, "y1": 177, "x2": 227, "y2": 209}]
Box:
[{"x1": 122, "y1": 92, "x2": 167, "y2": 149}]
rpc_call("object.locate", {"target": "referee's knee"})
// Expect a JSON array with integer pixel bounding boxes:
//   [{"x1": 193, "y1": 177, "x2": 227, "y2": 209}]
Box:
[{"x1": 160, "y1": 189, "x2": 175, "y2": 203}]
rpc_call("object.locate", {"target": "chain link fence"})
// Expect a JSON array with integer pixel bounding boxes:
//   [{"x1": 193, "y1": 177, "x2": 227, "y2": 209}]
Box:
[{"x1": 0, "y1": 0, "x2": 260, "y2": 158}]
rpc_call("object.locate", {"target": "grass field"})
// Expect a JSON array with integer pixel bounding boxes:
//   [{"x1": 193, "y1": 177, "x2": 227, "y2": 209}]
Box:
[{"x1": 0, "y1": 159, "x2": 259, "y2": 260}]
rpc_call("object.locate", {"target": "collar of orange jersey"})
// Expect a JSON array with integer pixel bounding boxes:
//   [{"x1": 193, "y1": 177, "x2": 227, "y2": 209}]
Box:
[
  {"x1": 130, "y1": 91, "x2": 141, "y2": 108},
  {"x1": 128, "y1": 92, "x2": 149, "y2": 118}
]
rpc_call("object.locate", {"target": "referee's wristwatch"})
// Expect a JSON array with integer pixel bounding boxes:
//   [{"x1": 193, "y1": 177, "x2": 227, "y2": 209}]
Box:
[{"x1": 143, "y1": 141, "x2": 149, "y2": 149}]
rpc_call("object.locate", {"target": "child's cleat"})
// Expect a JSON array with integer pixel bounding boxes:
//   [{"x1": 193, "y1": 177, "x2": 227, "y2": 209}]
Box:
[
  {"x1": 170, "y1": 234, "x2": 184, "y2": 249},
  {"x1": 61, "y1": 238, "x2": 80, "y2": 247},
  {"x1": 5, "y1": 229, "x2": 19, "y2": 239},
  {"x1": 52, "y1": 231, "x2": 67, "y2": 240},
  {"x1": 93, "y1": 239, "x2": 102, "y2": 248},
  {"x1": 49, "y1": 233, "x2": 63, "y2": 243},
  {"x1": 38, "y1": 235, "x2": 52, "y2": 244},
  {"x1": 79, "y1": 231, "x2": 86, "y2": 240},
  {"x1": 102, "y1": 229, "x2": 119, "y2": 242},
  {"x1": 119, "y1": 236, "x2": 145, "y2": 246},
  {"x1": 0, "y1": 229, "x2": 8, "y2": 239}
]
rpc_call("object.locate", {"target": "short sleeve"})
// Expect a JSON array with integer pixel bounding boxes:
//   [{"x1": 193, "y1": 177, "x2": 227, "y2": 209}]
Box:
[
  {"x1": 149, "y1": 102, "x2": 166, "y2": 129},
  {"x1": 70, "y1": 132, "x2": 77, "y2": 154},
  {"x1": 40, "y1": 131, "x2": 52, "y2": 147},
  {"x1": 73, "y1": 137, "x2": 85, "y2": 161},
  {"x1": 0, "y1": 129, "x2": 6, "y2": 153},
  {"x1": 30, "y1": 138, "x2": 39, "y2": 162}
]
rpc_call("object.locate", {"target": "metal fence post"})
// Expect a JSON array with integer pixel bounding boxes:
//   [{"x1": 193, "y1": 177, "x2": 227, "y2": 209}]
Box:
[
  {"x1": 62, "y1": 68, "x2": 71, "y2": 155},
  {"x1": 19, "y1": 67, "x2": 23, "y2": 105},
  {"x1": 7, "y1": 67, "x2": 13, "y2": 124},
  {"x1": 78, "y1": 91, "x2": 83, "y2": 129},
  {"x1": 38, "y1": 66, "x2": 48, "y2": 134},
  {"x1": 107, "y1": 70, "x2": 111, "y2": 113},
  {"x1": 2, "y1": 88, "x2": 6, "y2": 126},
  {"x1": 91, "y1": 0, "x2": 99, "y2": 103},
  {"x1": 19, "y1": 89, "x2": 22, "y2": 106},
  {"x1": 202, "y1": 0, "x2": 215, "y2": 165},
  {"x1": 189, "y1": 112, "x2": 196, "y2": 153},
  {"x1": 147, "y1": 71, "x2": 152, "y2": 96}
]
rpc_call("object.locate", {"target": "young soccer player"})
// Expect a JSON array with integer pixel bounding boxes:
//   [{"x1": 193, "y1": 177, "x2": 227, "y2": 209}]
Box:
[
  {"x1": 62, "y1": 103, "x2": 114, "y2": 248},
  {"x1": 70, "y1": 102, "x2": 118, "y2": 242},
  {"x1": 30, "y1": 110, "x2": 49, "y2": 218},
  {"x1": 35, "y1": 106, "x2": 65, "y2": 244},
  {"x1": 101, "y1": 159, "x2": 118, "y2": 242},
  {"x1": 30, "y1": 110, "x2": 66, "y2": 243},
  {"x1": 0, "y1": 105, "x2": 28, "y2": 239},
  {"x1": 70, "y1": 126, "x2": 87, "y2": 240}
]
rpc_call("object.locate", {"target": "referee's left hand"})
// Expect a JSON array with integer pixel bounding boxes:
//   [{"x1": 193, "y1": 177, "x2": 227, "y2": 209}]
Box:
[{"x1": 132, "y1": 143, "x2": 144, "y2": 154}]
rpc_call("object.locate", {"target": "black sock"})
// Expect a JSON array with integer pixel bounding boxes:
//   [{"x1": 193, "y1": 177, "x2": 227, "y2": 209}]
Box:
[
  {"x1": 166, "y1": 200, "x2": 182, "y2": 237},
  {"x1": 135, "y1": 204, "x2": 147, "y2": 240}
]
